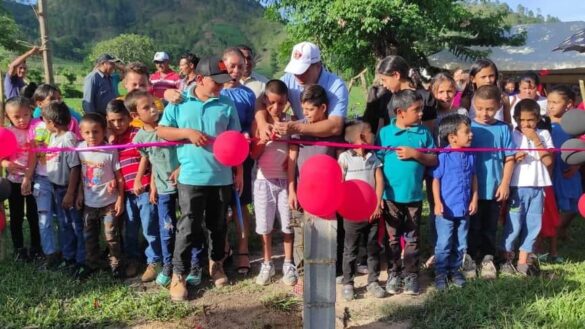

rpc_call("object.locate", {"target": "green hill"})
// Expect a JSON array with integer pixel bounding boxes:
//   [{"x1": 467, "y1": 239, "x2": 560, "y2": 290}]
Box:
[{"x1": 3, "y1": 0, "x2": 286, "y2": 77}]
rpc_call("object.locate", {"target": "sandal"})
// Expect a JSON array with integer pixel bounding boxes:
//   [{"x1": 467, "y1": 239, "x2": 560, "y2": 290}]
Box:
[{"x1": 235, "y1": 253, "x2": 250, "y2": 275}]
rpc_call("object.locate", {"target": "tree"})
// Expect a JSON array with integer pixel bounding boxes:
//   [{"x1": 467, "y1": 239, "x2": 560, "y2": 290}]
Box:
[
  {"x1": 265, "y1": 0, "x2": 526, "y2": 77},
  {"x1": 88, "y1": 34, "x2": 156, "y2": 67},
  {"x1": 0, "y1": 4, "x2": 25, "y2": 52}
]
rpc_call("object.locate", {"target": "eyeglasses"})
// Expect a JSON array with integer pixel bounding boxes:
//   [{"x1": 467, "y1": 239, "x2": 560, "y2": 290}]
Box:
[{"x1": 154, "y1": 61, "x2": 164, "y2": 65}]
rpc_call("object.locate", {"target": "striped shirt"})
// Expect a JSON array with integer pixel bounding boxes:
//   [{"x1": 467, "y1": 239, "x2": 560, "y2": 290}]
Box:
[
  {"x1": 112, "y1": 127, "x2": 150, "y2": 192},
  {"x1": 149, "y1": 70, "x2": 180, "y2": 99}
]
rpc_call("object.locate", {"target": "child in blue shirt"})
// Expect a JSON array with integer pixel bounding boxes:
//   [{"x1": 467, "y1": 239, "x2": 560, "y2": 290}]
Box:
[
  {"x1": 157, "y1": 56, "x2": 242, "y2": 301},
  {"x1": 467, "y1": 85, "x2": 515, "y2": 279},
  {"x1": 377, "y1": 89, "x2": 437, "y2": 295},
  {"x1": 432, "y1": 114, "x2": 478, "y2": 290}
]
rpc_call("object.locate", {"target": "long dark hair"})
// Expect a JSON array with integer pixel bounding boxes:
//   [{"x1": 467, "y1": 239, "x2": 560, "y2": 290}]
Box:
[
  {"x1": 460, "y1": 58, "x2": 499, "y2": 109},
  {"x1": 376, "y1": 55, "x2": 410, "y2": 80}
]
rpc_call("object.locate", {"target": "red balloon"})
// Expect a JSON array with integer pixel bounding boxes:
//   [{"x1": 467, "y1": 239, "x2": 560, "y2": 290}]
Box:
[
  {"x1": 338, "y1": 180, "x2": 378, "y2": 221},
  {"x1": 297, "y1": 178, "x2": 341, "y2": 218},
  {"x1": 0, "y1": 128, "x2": 18, "y2": 160},
  {"x1": 300, "y1": 154, "x2": 342, "y2": 183},
  {"x1": 213, "y1": 131, "x2": 249, "y2": 166},
  {"x1": 578, "y1": 194, "x2": 585, "y2": 218}
]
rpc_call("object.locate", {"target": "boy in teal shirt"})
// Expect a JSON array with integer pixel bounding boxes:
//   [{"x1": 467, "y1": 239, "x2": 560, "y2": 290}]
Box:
[
  {"x1": 157, "y1": 56, "x2": 243, "y2": 301},
  {"x1": 376, "y1": 89, "x2": 437, "y2": 295}
]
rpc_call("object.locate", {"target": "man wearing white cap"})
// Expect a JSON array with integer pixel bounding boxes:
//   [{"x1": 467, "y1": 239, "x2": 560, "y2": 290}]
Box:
[
  {"x1": 150, "y1": 51, "x2": 180, "y2": 100},
  {"x1": 255, "y1": 41, "x2": 348, "y2": 139}
]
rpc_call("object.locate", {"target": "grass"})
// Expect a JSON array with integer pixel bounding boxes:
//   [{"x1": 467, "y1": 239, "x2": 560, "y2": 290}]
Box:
[{"x1": 260, "y1": 292, "x2": 301, "y2": 313}]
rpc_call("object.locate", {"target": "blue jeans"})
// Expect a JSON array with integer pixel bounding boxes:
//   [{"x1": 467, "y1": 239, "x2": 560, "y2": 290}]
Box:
[
  {"x1": 124, "y1": 192, "x2": 161, "y2": 264},
  {"x1": 502, "y1": 187, "x2": 543, "y2": 253},
  {"x1": 53, "y1": 184, "x2": 85, "y2": 264},
  {"x1": 33, "y1": 175, "x2": 57, "y2": 255},
  {"x1": 434, "y1": 215, "x2": 469, "y2": 276},
  {"x1": 158, "y1": 193, "x2": 200, "y2": 267}
]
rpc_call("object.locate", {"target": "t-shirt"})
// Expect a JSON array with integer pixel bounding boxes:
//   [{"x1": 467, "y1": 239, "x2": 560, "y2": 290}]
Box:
[
  {"x1": 78, "y1": 141, "x2": 120, "y2": 208},
  {"x1": 159, "y1": 89, "x2": 241, "y2": 186},
  {"x1": 4, "y1": 74, "x2": 25, "y2": 99},
  {"x1": 281, "y1": 69, "x2": 348, "y2": 119},
  {"x1": 256, "y1": 139, "x2": 288, "y2": 180},
  {"x1": 32, "y1": 107, "x2": 82, "y2": 139},
  {"x1": 149, "y1": 70, "x2": 181, "y2": 99},
  {"x1": 241, "y1": 71, "x2": 269, "y2": 98},
  {"x1": 376, "y1": 118, "x2": 436, "y2": 203},
  {"x1": 28, "y1": 118, "x2": 52, "y2": 176},
  {"x1": 338, "y1": 150, "x2": 382, "y2": 188},
  {"x1": 510, "y1": 129, "x2": 553, "y2": 187},
  {"x1": 433, "y1": 148, "x2": 476, "y2": 218},
  {"x1": 362, "y1": 85, "x2": 392, "y2": 135},
  {"x1": 221, "y1": 85, "x2": 256, "y2": 134},
  {"x1": 551, "y1": 122, "x2": 582, "y2": 199},
  {"x1": 82, "y1": 70, "x2": 117, "y2": 115},
  {"x1": 111, "y1": 127, "x2": 151, "y2": 192},
  {"x1": 133, "y1": 129, "x2": 179, "y2": 194},
  {"x1": 6, "y1": 126, "x2": 31, "y2": 183},
  {"x1": 471, "y1": 120, "x2": 515, "y2": 200},
  {"x1": 46, "y1": 132, "x2": 80, "y2": 186}
]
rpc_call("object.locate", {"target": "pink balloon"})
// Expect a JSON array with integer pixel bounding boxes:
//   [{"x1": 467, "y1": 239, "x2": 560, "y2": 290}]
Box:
[
  {"x1": 338, "y1": 180, "x2": 378, "y2": 221},
  {"x1": 213, "y1": 131, "x2": 249, "y2": 166},
  {"x1": 578, "y1": 194, "x2": 585, "y2": 218},
  {"x1": 0, "y1": 128, "x2": 18, "y2": 160},
  {"x1": 297, "y1": 177, "x2": 341, "y2": 219},
  {"x1": 300, "y1": 154, "x2": 342, "y2": 183}
]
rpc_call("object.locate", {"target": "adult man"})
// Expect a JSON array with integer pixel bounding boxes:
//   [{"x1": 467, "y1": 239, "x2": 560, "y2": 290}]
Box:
[
  {"x1": 82, "y1": 54, "x2": 118, "y2": 115},
  {"x1": 237, "y1": 45, "x2": 268, "y2": 98},
  {"x1": 4, "y1": 46, "x2": 40, "y2": 99},
  {"x1": 150, "y1": 51, "x2": 180, "y2": 99},
  {"x1": 178, "y1": 53, "x2": 199, "y2": 92}
]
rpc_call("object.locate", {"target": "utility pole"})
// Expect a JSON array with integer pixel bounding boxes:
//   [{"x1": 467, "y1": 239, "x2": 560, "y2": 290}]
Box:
[{"x1": 37, "y1": 0, "x2": 54, "y2": 84}]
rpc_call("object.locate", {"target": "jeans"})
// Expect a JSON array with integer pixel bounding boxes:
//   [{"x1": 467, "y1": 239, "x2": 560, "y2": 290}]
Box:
[
  {"x1": 53, "y1": 184, "x2": 85, "y2": 264},
  {"x1": 158, "y1": 193, "x2": 199, "y2": 267},
  {"x1": 502, "y1": 187, "x2": 544, "y2": 253},
  {"x1": 383, "y1": 200, "x2": 422, "y2": 275},
  {"x1": 434, "y1": 215, "x2": 469, "y2": 276},
  {"x1": 468, "y1": 199, "x2": 500, "y2": 261},
  {"x1": 84, "y1": 204, "x2": 121, "y2": 269},
  {"x1": 33, "y1": 175, "x2": 57, "y2": 255},
  {"x1": 341, "y1": 219, "x2": 380, "y2": 285},
  {"x1": 123, "y1": 192, "x2": 161, "y2": 264},
  {"x1": 173, "y1": 184, "x2": 231, "y2": 275},
  {"x1": 8, "y1": 181, "x2": 41, "y2": 251}
]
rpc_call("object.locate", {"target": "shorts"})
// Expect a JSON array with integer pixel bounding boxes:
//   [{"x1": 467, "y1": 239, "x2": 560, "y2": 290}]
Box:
[{"x1": 253, "y1": 178, "x2": 291, "y2": 235}]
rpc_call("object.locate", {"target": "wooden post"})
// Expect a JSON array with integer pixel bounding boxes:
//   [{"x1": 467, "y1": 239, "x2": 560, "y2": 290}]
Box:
[
  {"x1": 38, "y1": 0, "x2": 54, "y2": 84},
  {"x1": 579, "y1": 79, "x2": 585, "y2": 104},
  {"x1": 0, "y1": 69, "x2": 5, "y2": 125}
]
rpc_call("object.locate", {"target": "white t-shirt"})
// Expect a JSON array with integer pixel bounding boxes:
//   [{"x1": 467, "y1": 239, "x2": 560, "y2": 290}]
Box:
[
  {"x1": 337, "y1": 150, "x2": 382, "y2": 188},
  {"x1": 256, "y1": 139, "x2": 288, "y2": 180},
  {"x1": 509, "y1": 95, "x2": 548, "y2": 128},
  {"x1": 510, "y1": 129, "x2": 553, "y2": 187}
]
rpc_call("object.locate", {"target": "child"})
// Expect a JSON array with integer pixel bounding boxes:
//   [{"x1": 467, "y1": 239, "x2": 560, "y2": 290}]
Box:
[
  {"x1": 376, "y1": 89, "x2": 437, "y2": 295},
  {"x1": 432, "y1": 114, "x2": 478, "y2": 290},
  {"x1": 42, "y1": 101, "x2": 88, "y2": 278},
  {"x1": 339, "y1": 121, "x2": 385, "y2": 301},
  {"x1": 31, "y1": 84, "x2": 82, "y2": 125},
  {"x1": 156, "y1": 55, "x2": 242, "y2": 301},
  {"x1": 106, "y1": 99, "x2": 161, "y2": 282},
  {"x1": 468, "y1": 85, "x2": 515, "y2": 279},
  {"x1": 500, "y1": 99, "x2": 553, "y2": 276},
  {"x1": 118, "y1": 62, "x2": 165, "y2": 128},
  {"x1": 509, "y1": 72, "x2": 548, "y2": 127},
  {"x1": 1, "y1": 96, "x2": 42, "y2": 261},
  {"x1": 76, "y1": 113, "x2": 125, "y2": 278},
  {"x1": 546, "y1": 86, "x2": 580, "y2": 255},
  {"x1": 127, "y1": 89, "x2": 194, "y2": 287},
  {"x1": 250, "y1": 80, "x2": 296, "y2": 286},
  {"x1": 430, "y1": 73, "x2": 468, "y2": 126}
]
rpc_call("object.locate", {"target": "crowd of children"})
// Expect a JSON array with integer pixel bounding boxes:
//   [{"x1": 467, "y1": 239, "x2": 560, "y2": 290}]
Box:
[{"x1": 1, "y1": 49, "x2": 582, "y2": 304}]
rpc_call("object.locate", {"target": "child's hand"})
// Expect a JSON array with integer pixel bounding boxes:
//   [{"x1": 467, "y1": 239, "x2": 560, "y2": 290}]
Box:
[
  {"x1": 369, "y1": 201, "x2": 383, "y2": 222},
  {"x1": 563, "y1": 165, "x2": 580, "y2": 179},
  {"x1": 2, "y1": 160, "x2": 26, "y2": 175},
  {"x1": 469, "y1": 200, "x2": 478, "y2": 216},
  {"x1": 169, "y1": 167, "x2": 180, "y2": 185},
  {"x1": 288, "y1": 191, "x2": 298, "y2": 210},
  {"x1": 520, "y1": 127, "x2": 539, "y2": 141},
  {"x1": 164, "y1": 89, "x2": 183, "y2": 104},
  {"x1": 187, "y1": 130, "x2": 208, "y2": 147},
  {"x1": 76, "y1": 193, "x2": 84, "y2": 210},
  {"x1": 434, "y1": 202, "x2": 444, "y2": 216},
  {"x1": 396, "y1": 147, "x2": 418, "y2": 160},
  {"x1": 133, "y1": 180, "x2": 144, "y2": 196},
  {"x1": 495, "y1": 184, "x2": 510, "y2": 202},
  {"x1": 233, "y1": 170, "x2": 243, "y2": 195},
  {"x1": 114, "y1": 196, "x2": 124, "y2": 217},
  {"x1": 106, "y1": 180, "x2": 116, "y2": 193},
  {"x1": 149, "y1": 188, "x2": 157, "y2": 205},
  {"x1": 62, "y1": 192, "x2": 75, "y2": 209},
  {"x1": 21, "y1": 177, "x2": 32, "y2": 196},
  {"x1": 515, "y1": 151, "x2": 527, "y2": 162}
]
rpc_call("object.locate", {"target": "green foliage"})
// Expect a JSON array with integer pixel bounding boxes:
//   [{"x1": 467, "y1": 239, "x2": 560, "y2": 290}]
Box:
[
  {"x1": 0, "y1": 2, "x2": 25, "y2": 52},
  {"x1": 26, "y1": 68, "x2": 43, "y2": 84},
  {"x1": 88, "y1": 34, "x2": 156, "y2": 66}
]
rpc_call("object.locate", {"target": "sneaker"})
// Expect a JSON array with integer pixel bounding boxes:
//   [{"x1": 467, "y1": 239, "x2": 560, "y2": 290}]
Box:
[
  {"x1": 170, "y1": 274, "x2": 188, "y2": 301},
  {"x1": 141, "y1": 263, "x2": 159, "y2": 282},
  {"x1": 517, "y1": 263, "x2": 539, "y2": 277},
  {"x1": 255, "y1": 262, "x2": 275, "y2": 286},
  {"x1": 156, "y1": 264, "x2": 173, "y2": 287},
  {"x1": 282, "y1": 263, "x2": 299, "y2": 286},
  {"x1": 58, "y1": 259, "x2": 77, "y2": 274},
  {"x1": 357, "y1": 264, "x2": 369, "y2": 275},
  {"x1": 74, "y1": 264, "x2": 93, "y2": 280},
  {"x1": 210, "y1": 260, "x2": 228, "y2": 287},
  {"x1": 499, "y1": 261, "x2": 518, "y2": 276},
  {"x1": 28, "y1": 247, "x2": 44, "y2": 263},
  {"x1": 14, "y1": 248, "x2": 29, "y2": 262},
  {"x1": 527, "y1": 254, "x2": 541, "y2": 276},
  {"x1": 367, "y1": 282, "x2": 386, "y2": 298},
  {"x1": 186, "y1": 265, "x2": 203, "y2": 287},
  {"x1": 125, "y1": 260, "x2": 139, "y2": 278},
  {"x1": 44, "y1": 252, "x2": 61, "y2": 270},
  {"x1": 386, "y1": 272, "x2": 402, "y2": 295},
  {"x1": 336, "y1": 275, "x2": 344, "y2": 285},
  {"x1": 403, "y1": 274, "x2": 420, "y2": 295},
  {"x1": 479, "y1": 255, "x2": 497, "y2": 280},
  {"x1": 342, "y1": 285, "x2": 354, "y2": 301},
  {"x1": 451, "y1": 271, "x2": 466, "y2": 288},
  {"x1": 435, "y1": 273, "x2": 448, "y2": 291},
  {"x1": 548, "y1": 255, "x2": 565, "y2": 264},
  {"x1": 461, "y1": 254, "x2": 477, "y2": 279},
  {"x1": 111, "y1": 266, "x2": 123, "y2": 279}
]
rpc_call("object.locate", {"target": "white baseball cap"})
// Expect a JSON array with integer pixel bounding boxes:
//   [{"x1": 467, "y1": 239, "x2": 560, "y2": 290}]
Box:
[
  {"x1": 153, "y1": 51, "x2": 170, "y2": 62},
  {"x1": 284, "y1": 42, "x2": 321, "y2": 75}
]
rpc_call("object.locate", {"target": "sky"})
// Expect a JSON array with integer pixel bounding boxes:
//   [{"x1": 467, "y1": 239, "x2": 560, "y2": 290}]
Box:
[{"x1": 501, "y1": 0, "x2": 585, "y2": 22}]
